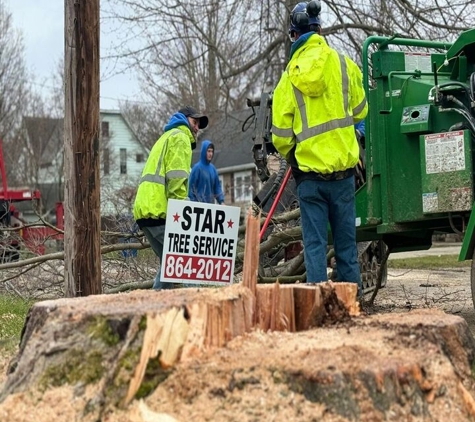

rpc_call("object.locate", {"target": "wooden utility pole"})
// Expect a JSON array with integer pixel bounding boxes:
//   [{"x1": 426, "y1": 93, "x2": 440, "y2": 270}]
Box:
[{"x1": 64, "y1": 0, "x2": 102, "y2": 296}]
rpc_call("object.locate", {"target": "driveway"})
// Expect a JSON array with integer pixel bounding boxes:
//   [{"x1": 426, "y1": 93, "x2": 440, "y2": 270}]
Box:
[{"x1": 372, "y1": 242, "x2": 475, "y2": 336}]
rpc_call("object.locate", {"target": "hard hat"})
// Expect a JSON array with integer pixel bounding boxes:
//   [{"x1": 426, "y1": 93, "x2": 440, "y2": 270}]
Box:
[{"x1": 289, "y1": 1, "x2": 321, "y2": 35}]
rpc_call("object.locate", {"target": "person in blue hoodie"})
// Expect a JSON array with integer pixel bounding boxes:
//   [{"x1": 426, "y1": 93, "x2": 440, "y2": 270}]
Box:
[
  {"x1": 354, "y1": 120, "x2": 366, "y2": 189},
  {"x1": 189, "y1": 140, "x2": 225, "y2": 204},
  {"x1": 134, "y1": 105, "x2": 208, "y2": 289},
  {"x1": 354, "y1": 120, "x2": 365, "y2": 139}
]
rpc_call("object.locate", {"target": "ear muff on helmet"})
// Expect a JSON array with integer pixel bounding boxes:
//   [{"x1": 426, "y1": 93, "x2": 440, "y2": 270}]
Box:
[
  {"x1": 290, "y1": 3, "x2": 309, "y2": 31},
  {"x1": 307, "y1": 0, "x2": 321, "y2": 19},
  {"x1": 291, "y1": 10, "x2": 309, "y2": 29},
  {"x1": 290, "y1": 0, "x2": 322, "y2": 33}
]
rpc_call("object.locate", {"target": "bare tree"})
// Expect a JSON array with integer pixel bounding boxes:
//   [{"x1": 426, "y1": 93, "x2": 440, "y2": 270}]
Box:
[
  {"x1": 103, "y1": 0, "x2": 474, "y2": 121},
  {"x1": 120, "y1": 101, "x2": 164, "y2": 151},
  {"x1": 102, "y1": 0, "x2": 288, "y2": 119},
  {"x1": 0, "y1": 1, "x2": 29, "y2": 138},
  {"x1": 0, "y1": 0, "x2": 39, "y2": 186},
  {"x1": 324, "y1": 0, "x2": 473, "y2": 64}
]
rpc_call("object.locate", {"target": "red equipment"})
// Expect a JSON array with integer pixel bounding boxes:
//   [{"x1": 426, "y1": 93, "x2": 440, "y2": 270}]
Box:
[
  {"x1": 259, "y1": 168, "x2": 292, "y2": 241},
  {"x1": 0, "y1": 138, "x2": 63, "y2": 261},
  {"x1": 0, "y1": 139, "x2": 41, "y2": 202}
]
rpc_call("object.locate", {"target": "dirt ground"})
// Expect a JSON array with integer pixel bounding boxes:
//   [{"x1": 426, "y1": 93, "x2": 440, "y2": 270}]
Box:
[{"x1": 370, "y1": 266, "x2": 475, "y2": 336}]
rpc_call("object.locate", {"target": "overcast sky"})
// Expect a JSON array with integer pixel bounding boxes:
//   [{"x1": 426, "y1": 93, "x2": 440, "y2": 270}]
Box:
[{"x1": 7, "y1": 0, "x2": 140, "y2": 110}]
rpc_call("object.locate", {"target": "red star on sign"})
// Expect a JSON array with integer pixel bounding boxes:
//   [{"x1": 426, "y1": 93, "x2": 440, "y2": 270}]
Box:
[
  {"x1": 227, "y1": 219, "x2": 234, "y2": 229},
  {"x1": 173, "y1": 213, "x2": 180, "y2": 222}
]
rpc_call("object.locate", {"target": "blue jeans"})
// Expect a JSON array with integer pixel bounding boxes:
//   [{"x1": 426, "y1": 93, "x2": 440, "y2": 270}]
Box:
[
  {"x1": 297, "y1": 176, "x2": 361, "y2": 290},
  {"x1": 141, "y1": 225, "x2": 174, "y2": 290}
]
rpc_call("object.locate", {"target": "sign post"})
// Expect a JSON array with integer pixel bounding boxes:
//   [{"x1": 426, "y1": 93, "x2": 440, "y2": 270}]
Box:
[{"x1": 160, "y1": 200, "x2": 241, "y2": 285}]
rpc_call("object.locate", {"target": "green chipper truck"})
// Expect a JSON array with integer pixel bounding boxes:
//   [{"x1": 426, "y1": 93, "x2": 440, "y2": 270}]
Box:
[
  {"x1": 249, "y1": 29, "x2": 475, "y2": 306},
  {"x1": 356, "y1": 30, "x2": 475, "y2": 302}
]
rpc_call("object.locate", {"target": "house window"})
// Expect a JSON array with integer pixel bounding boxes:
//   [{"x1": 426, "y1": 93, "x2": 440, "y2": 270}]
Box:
[
  {"x1": 218, "y1": 175, "x2": 225, "y2": 198},
  {"x1": 120, "y1": 148, "x2": 127, "y2": 174},
  {"x1": 136, "y1": 153, "x2": 145, "y2": 163},
  {"x1": 233, "y1": 170, "x2": 253, "y2": 202},
  {"x1": 101, "y1": 121, "x2": 109, "y2": 139},
  {"x1": 103, "y1": 148, "x2": 110, "y2": 175}
]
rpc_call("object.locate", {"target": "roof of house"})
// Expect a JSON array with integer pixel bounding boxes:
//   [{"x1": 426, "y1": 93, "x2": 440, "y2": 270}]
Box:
[
  {"x1": 23, "y1": 117, "x2": 63, "y2": 166},
  {"x1": 23, "y1": 111, "x2": 146, "y2": 167},
  {"x1": 192, "y1": 109, "x2": 257, "y2": 171}
]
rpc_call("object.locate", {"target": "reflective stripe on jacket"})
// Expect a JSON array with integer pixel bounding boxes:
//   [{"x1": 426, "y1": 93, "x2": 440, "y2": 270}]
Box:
[
  {"x1": 272, "y1": 33, "x2": 368, "y2": 174},
  {"x1": 133, "y1": 125, "x2": 193, "y2": 221}
]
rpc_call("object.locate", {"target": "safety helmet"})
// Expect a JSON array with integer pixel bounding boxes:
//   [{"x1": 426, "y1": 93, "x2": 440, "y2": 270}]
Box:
[{"x1": 289, "y1": 0, "x2": 321, "y2": 37}]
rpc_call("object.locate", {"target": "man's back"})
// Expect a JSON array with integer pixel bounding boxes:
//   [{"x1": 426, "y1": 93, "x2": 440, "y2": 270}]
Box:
[{"x1": 272, "y1": 32, "x2": 367, "y2": 178}]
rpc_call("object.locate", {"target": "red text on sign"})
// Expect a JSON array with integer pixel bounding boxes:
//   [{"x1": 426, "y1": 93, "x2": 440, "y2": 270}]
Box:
[{"x1": 164, "y1": 254, "x2": 232, "y2": 283}]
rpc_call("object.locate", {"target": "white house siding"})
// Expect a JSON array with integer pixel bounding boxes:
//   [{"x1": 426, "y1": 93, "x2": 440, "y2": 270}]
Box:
[
  {"x1": 99, "y1": 111, "x2": 146, "y2": 216},
  {"x1": 30, "y1": 111, "x2": 147, "y2": 217}
]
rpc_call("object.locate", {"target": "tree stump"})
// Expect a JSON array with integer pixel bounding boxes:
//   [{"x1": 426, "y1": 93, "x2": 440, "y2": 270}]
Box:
[{"x1": 1, "y1": 284, "x2": 475, "y2": 422}]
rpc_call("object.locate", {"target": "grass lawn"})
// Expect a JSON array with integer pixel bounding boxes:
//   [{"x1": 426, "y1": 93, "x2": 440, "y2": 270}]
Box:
[
  {"x1": 388, "y1": 254, "x2": 470, "y2": 270},
  {"x1": 0, "y1": 295, "x2": 34, "y2": 354}
]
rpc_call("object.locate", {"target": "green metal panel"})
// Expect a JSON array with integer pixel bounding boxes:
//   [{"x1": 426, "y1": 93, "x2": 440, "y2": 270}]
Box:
[
  {"x1": 446, "y1": 28, "x2": 475, "y2": 60},
  {"x1": 451, "y1": 55, "x2": 468, "y2": 81},
  {"x1": 459, "y1": 203, "x2": 475, "y2": 261},
  {"x1": 356, "y1": 32, "x2": 475, "y2": 254},
  {"x1": 379, "y1": 76, "x2": 427, "y2": 223},
  {"x1": 400, "y1": 105, "x2": 432, "y2": 134},
  {"x1": 371, "y1": 50, "x2": 446, "y2": 81},
  {"x1": 420, "y1": 130, "x2": 473, "y2": 214}
]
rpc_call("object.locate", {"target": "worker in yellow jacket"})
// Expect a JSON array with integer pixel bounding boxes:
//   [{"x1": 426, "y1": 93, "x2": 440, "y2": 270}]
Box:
[
  {"x1": 272, "y1": 1, "x2": 367, "y2": 292},
  {"x1": 134, "y1": 106, "x2": 208, "y2": 289}
]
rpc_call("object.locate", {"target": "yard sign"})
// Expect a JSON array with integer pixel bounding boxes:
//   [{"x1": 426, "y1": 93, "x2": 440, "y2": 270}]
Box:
[{"x1": 160, "y1": 199, "x2": 241, "y2": 285}]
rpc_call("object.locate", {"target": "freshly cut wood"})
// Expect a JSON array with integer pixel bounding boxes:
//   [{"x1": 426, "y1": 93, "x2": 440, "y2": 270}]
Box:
[
  {"x1": 0, "y1": 285, "x2": 255, "y2": 404},
  {"x1": 125, "y1": 308, "x2": 190, "y2": 405},
  {"x1": 331, "y1": 281, "x2": 360, "y2": 316},
  {"x1": 241, "y1": 208, "x2": 260, "y2": 297},
  {"x1": 273, "y1": 282, "x2": 296, "y2": 332},
  {"x1": 0, "y1": 280, "x2": 357, "y2": 407},
  {"x1": 2, "y1": 306, "x2": 475, "y2": 422},
  {"x1": 255, "y1": 282, "x2": 359, "y2": 332},
  {"x1": 134, "y1": 309, "x2": 475, "y2": 422}
]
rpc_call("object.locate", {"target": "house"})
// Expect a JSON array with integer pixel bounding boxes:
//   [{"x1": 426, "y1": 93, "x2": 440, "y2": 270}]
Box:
[
  {"x1": 21, "y1": 110, "x2": 147, "y2": 217},
  {"x1": 98, "y1": 110, "x2": 148, "y2": 215},
  {"x1": 192, "y1": 109, "x2": 263, "y2": 206}
]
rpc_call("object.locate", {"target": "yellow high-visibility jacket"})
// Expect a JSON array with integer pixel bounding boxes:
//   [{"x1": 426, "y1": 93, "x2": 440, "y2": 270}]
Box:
[
  {"x1": 133, "y1": 125, "x2": 194, "y2": 223},
  {"x1": 272, "y1": 33, "x2": 368, "y2": 175}
]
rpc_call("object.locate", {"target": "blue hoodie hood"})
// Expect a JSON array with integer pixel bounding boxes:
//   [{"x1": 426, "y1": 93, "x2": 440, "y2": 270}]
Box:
[
  {"x1": 200, "y1": 140, "x2": 214, "y2": 165},
  {"x1": 164, "y1": 112, "x2": 191, "y2": 132},
  {"x1": 163, "y1": 112, "x2": 196, "y2": 148}
]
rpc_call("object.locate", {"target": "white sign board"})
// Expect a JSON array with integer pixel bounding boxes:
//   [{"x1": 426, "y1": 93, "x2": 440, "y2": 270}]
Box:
[
  {"x1": 424, "y1": 131, "x2": 465, "y2": 174},
  {"x1": 160, "y1": 199, "x2": 241, "y2": 285},
  {"x1": 404, "y1": 52, "x2": 432, "y2": 73}
]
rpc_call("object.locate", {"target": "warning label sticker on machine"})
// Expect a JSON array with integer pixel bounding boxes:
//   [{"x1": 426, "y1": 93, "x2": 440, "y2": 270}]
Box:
[
  {"x1": 404, "y1": 52, "x2": 432, "y2": 72},
  {"x1": 422, "y1": 192, "x2": 438, "y2": 213},
  {"x1": 424, "y1": 131, "x2": 465, "y2": 174}
]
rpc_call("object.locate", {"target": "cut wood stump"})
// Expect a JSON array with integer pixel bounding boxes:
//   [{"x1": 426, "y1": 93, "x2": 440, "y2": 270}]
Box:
[
  {"x1": 0, "y1": 282, "x2": 357, "y2": 401},
  {"x1": 1, "y1": 283, "x2": 475, "y2": 422}
]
